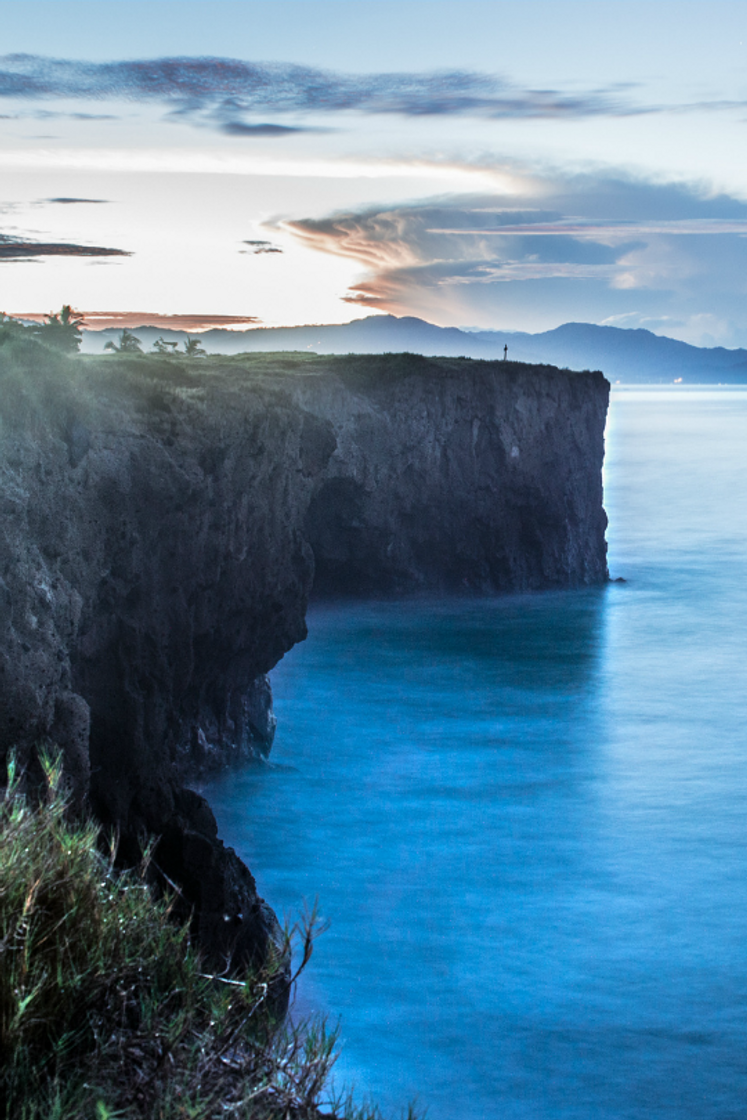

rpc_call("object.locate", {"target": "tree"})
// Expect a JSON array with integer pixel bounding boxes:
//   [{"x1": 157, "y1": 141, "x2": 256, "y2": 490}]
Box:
[
  {"x1": 35, "y1": 304, "x2": 84, "y2": 353},
  {"x1": 152, "y1": 336, "x2": 179, "y2": 355},
  {"x1": 104, "y1": 329, "x2": 143, "y2": 354},
  {"x1": 183, "y1": 337, "x2": 206, "y2": 357},
  {"x1": 0, "y1": 313, "x2": 32, "y2": 347}
]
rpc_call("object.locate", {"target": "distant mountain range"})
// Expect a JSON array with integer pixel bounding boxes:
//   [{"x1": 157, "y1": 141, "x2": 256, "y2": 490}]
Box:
[{"x1": 81, "y1": 315, "x2": 747, "y2": 383}]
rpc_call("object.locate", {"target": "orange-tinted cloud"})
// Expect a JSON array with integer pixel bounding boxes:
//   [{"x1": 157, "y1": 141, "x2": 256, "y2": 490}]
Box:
[
  {"x1": 284, "y1": 212, "x2": 422, "y2": 272},
  {"x1": 283, "y1": 174, "x2": 747, "y2": 338},
  {"x1": 14, "y1": 311, "x2": 262, "y2": 331}
]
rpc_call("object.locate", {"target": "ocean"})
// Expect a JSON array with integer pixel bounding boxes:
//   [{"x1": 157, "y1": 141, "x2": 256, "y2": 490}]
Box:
[{"x1": 203, "y1": 387, "x2": 747, "y2": 1119}]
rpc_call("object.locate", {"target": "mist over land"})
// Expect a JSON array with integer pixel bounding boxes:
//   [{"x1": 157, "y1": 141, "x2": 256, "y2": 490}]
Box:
[{"x1": 82, "y1": 315, "x2": 747, "y2": 384}]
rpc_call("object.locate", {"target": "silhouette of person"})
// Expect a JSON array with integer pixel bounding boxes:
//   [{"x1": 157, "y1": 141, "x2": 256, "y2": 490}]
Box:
[{"x1": 503, "y1": 344, "x2": 508, "y2": 360}]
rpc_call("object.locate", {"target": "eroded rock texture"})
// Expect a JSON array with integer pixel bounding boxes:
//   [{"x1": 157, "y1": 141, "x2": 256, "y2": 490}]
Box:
[{"x1": 0, "y1": 346, "x2": 608, "y2": 972}]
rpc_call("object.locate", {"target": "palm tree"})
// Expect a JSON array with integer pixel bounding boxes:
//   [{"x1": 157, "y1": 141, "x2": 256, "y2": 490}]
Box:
[
  {"x1": 104, "y1": 329, "x2": 143, "y2": 354},
  {"x1": 183, "y1": 337, "x2": 206, "y2": 357},
  {"x1": 35, "y1": 304, "x2": 85, "y2": 353}
]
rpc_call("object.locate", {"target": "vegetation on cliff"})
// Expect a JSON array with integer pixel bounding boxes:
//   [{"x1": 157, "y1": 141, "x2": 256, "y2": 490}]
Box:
[
  {"x1": 0, "y1": 312, "x2": 605, "y2": 1120},
  {"x1": 0, "y1": 754, "x2": 399, "y2": 1120}
]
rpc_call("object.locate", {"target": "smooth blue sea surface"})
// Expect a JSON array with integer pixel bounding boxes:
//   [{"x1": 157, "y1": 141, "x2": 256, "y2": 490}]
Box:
[{"x1": 203, "y1": 388, "x2": 747, "y2": 1119}]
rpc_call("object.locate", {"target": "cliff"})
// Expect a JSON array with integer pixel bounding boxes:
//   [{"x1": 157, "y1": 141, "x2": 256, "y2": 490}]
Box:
[{"x1": 0, "y1": 343, "x2": 608, "y2": 972}]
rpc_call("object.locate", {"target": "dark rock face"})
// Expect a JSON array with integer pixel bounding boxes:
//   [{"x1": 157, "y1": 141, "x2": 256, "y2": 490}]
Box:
[
  {"x1": 0, "y1": 349, "x2": 608, "y2": 973},
  {"x1": 299, "y1": 354, "x2": 608, "y2": 595}
]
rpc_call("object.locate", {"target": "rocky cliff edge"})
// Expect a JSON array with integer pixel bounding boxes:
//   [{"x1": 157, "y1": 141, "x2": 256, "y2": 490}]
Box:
[{"x1": 0, "y1": 344, "x2": 609, "y2": 974}]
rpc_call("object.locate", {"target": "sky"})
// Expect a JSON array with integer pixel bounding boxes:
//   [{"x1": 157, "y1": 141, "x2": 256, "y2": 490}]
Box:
[{"x1": 2, "y1": 0, "x2": 747, "y2": 344}]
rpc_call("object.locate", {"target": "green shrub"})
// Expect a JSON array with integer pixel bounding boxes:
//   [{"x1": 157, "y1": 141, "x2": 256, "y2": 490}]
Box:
[{"x1": 0, "y1": 753, "x2": 398, "y2": 1120}]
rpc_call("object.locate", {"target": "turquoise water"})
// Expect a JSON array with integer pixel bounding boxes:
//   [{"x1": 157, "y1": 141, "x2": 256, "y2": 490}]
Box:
[{"x1": 204, "y1": 388, "x2": 747, "y2": 1119}]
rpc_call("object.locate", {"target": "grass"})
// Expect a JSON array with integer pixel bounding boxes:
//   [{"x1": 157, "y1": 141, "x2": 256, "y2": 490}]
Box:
[{"x1": 0, "y1": 752, "x2": 416, "y2": 1120}]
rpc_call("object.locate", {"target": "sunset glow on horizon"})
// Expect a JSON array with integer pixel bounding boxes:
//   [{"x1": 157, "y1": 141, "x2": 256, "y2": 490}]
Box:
[{"x1": 2, "y1": 1, "x2": 747, "y2": 345}]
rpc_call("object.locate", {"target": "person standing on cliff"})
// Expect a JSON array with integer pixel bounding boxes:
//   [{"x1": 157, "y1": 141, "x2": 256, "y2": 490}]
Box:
[{"x1": 503, "y1": 344, "x2": 508, "y2": 360}]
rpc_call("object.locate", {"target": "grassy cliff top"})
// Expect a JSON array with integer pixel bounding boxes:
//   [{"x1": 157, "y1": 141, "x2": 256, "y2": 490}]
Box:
[{"x1": 0, "y1": 325, "x2": 606, "y2": 434}]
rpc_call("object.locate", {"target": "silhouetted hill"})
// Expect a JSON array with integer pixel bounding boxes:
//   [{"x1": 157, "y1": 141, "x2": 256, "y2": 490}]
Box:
[{"x1": 81, "y1": 315, "x2": 747, "y2": 383}]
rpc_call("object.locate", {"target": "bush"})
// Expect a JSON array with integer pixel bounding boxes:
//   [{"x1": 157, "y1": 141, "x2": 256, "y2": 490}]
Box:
[{"x1": 0, "y1": 753, "x2": 394, "y2": 1120}]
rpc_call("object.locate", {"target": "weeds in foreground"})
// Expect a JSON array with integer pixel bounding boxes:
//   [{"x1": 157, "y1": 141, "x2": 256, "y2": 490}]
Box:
[{"x1": 0, "y1": 752, "x2": 412, "y2": 1120}]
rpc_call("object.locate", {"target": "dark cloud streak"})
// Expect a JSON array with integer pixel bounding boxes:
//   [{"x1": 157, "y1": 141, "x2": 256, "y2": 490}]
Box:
[
  {"x1": 241, "y1": 240, "x2": 282, "y2": 254},
  {"x1": 0, "y1": 53, "x2": 654, "y2": 128},
  {"x1": 1, "y1": 54, "x2": 744, "y2": 141},
  {"x1": 221, "y1": 121, "x2": 306, "y2": 136},
  {"x1": 0, "y1": 233, "x2": 130, "y2": 260}
]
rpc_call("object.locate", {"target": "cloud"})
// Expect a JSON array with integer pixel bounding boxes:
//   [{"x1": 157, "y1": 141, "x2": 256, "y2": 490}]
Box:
[
  {"x1": 281, "y1": 172, "x2": 747, "y2": 343},
  {"x1": 46, "y1": 197, "x2": 108, "y2": 205},
  {"x1": 220, "y1": 121, "x2": 306, "y2": 137},
  {"x1": 57, "y1": 312, "x2": 262, "y2": 331},
  {"x1": 0, "y1": 53, "x2": 662, "y2": 138},
  {"x1": 0, "y1": 234, "x2": 130, "y2": 260},
  {"x1": 240, "y1": 240, "x2": 283, "y2": 255},
  {"x1": 32, "y1": 109, "x2": 117, "y2": 121},
  {"x1": 2, "y1": 53, "x2": 747, "y2": 142}
]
